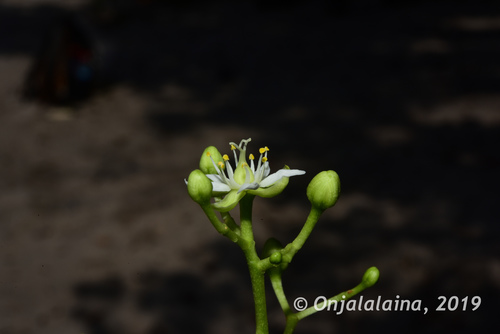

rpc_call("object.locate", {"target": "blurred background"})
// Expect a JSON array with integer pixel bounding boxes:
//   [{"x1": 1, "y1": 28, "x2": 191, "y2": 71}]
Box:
[{"x1": 0, "y1": 0, "x2": 499, "y2": 333}]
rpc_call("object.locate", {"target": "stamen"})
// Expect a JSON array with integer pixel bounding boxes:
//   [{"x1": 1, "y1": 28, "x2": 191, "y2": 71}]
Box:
[
  {"x1": 223, "y1": 154, "x2": 229, "y2": 161},
  {"x1": 208, "y1": 155, "x2": 232, "y2": 185},
  {"x1": 249, "y1": 154, "x2": 255, "y2": 171},
  {"x1": 233, "y1": 149, "x2": 238, "y2": 164},
  {"x1": 206, "y1": 152, "x2": 211, "y2": 156},
  {"x1": 225, "y1": 158, "x2": 235, "y2": 184},
  {"x1": 256, "y1": 152, "x2": 263, "y2": 176},
  {"x1": 229, "y1": 142, "x2": 239, "y2": 164},
  {"x1": 218, "y1": 161, "x2": 225, "y2": 169},
  {"x1": 259, "y1": 146, "x2": 269, "y2": 154},
  {"x1": 262, "y1": 157, "x2": 268, "y2": 162},
  {"x1": 208, "y1": 155, "x2": 222, "y2": 175}
]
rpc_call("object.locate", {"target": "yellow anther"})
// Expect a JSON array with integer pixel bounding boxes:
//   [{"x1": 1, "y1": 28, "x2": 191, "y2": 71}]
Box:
[
  {"x1": 231, "y1": 144, "x2": 236, "y2": 150},
  {"x1": 264, "y1": 146, "x2": 269, "y2": 152},
  {"x1": 223, "y1": 154, "x2": 229, "y2": 161},
  {"x1": 262, "y1": 157, "x2": 268, "y2": 162},
  {"x1": 259, "y1": 148, "x2": 266, "y2": 154},
  {"x1": 218, "y1": 161, "x2": 225, "y2": 169},
  {"x1": 206, "y1": 152, "x2": 211, "y2": 157},
  {"x1": 249, "y1": 154, "x2": 255, "y2": 160}
]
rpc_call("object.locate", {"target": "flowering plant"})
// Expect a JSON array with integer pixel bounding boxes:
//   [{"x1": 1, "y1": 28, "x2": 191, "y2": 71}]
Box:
[{"x1": 186, "y1": 138, "x2": 379, "y2": 334}]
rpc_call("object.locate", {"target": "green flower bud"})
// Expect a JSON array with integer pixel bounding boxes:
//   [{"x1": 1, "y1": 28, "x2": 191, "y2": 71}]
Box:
[
  {"x1": 261, "y1": 237, "x2": 283, "y2": 258},
  {"x1": 262, "y1": 238, "x2": 288, "y2": 270},
  {"x1": 269, "y1": 252, "x2": 282, "y2": 264},
  {"x1": 187, "y1": 169, "x2": 213, "y2": 205},
  {"x1": 199, "y1": 146, "x2": 225, "y2": 175},
  {"x1": 306, "y1": 170, "x2": 341, "y2": 211},
  {"x1": 361, "y1": 266, "x2": 380, "y2": 288}
]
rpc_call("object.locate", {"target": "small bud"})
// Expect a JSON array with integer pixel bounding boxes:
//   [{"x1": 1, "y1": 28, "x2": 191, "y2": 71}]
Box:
[
  {"x1": 269, "y1": 252, "x2": 282, "y2": 264},
  {"x1": 200, "y1": 146, "x2": 224, "y2": 175},
  {"x1": 187, "y1": 169, "x2": 213, "y2": 205},
  {"x1": 307, "y1": 170, "x2": 341, "y2": 211},
  {"x1": 361, "y1": 266, "x2": 380, "y2": 288},
  {"x1": 261, "y1": 238, "x2": 283, "y2": 258},
  {"x1": 262, "y1": 238, "x2": 288, "y2": 270}
]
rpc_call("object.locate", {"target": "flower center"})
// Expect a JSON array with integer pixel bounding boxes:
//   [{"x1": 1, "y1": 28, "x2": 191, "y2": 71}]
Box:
[
  {"x1": 218, "y1": 138, "x2": 271, "y2": 187},
  {"x1": 234, "y1": 163, "x2": 254, "y2": 185},
  {"x1": 231, "y1": 139, "x2": 255, "y2": 185}
]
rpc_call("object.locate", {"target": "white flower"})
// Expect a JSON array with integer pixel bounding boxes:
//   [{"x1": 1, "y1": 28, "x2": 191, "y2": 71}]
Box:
[{"x1": 205, "y1": 138, "x2": 305, "y2": 211}]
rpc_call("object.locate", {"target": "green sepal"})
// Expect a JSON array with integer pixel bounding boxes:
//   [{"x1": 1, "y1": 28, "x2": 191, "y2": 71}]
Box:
[{"x1": 212, "y1": 189, "x2": 246, "y2": 212}]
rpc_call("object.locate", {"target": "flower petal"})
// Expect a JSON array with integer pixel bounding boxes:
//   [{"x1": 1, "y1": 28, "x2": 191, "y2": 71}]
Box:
[
  {"x1": 259, "y1": 168, "x2": 306, "y2": 188},
  {"x1": 205, "y1": 174, "x2": 231, "y2": 193},
  {"x1": 206, "y1": 174, "x2": 224, "y2": 183},
  {"x1": 263, "y1": 163, "x2": 271, "y2": 178},
  {"x1": 237, "y1": 182, "x2": 260, "y2": 193},
  {"x1": 248, "y1": 174, "x2": 289, "y2": 198},
  {"x1": 212, "y1": 182, "x2": 231, "y2": 193}
]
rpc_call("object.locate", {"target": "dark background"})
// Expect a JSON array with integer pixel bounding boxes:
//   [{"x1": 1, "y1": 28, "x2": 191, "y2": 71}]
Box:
[{"x1": 0, "y1": 0, "x2": 499, "y2": 333}]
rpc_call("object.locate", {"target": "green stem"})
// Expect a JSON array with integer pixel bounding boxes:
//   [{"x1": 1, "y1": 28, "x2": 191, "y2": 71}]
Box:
[
  {"x1": 239, "y1": 195, "x2": 269, "y2": 334},
  {"x1": 221, "y1": 211, "x2": 240, "y2": 235},
  {"x1": 200, "y1": 203, "x2": 245, "y2": 247},
  {"x1": 283, "y1": 314, "x2": 299, "y2": 334},
  {"x1": 239, "y1": 195, "x2": 255, "y2": 240},
  {"x1": 268, "y1": 269, "x2": 301, "y2": 334},
  {"x1": 296, "y1": 282, "x2": 368, "y2": 320},
  {"x1": 269, "y1": 270, "x2": 292, "y2": 315},
  {"x1": 281, "y1": 206, "x2": 323, "y2": 265},
  {"x1": 247, "y1": 258, "x2": 268, "y2": 334}
]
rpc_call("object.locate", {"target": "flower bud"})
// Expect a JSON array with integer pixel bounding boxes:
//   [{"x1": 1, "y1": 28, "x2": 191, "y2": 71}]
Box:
[
  {"x1": 306, "y1": 170, "x2": 340, "y2": 211},
  {"x1": 361, "y1": 266, "x2": 380, "y2": 288},
  {"x1": 261, "y1": 237, "x2": 283, "y2": 258},
  {"x1": 262, "y1": 238, "x2": 287, "y2": 270},
  {"x1": 187, "y1": 169, "x2": 213, "y2": 205},
  {"x1": 269, "y1": 252, "x2": 282, "y2": 264},
  {"x1": 199, "y1": 146, "x2": 224, "y2": 175}
]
